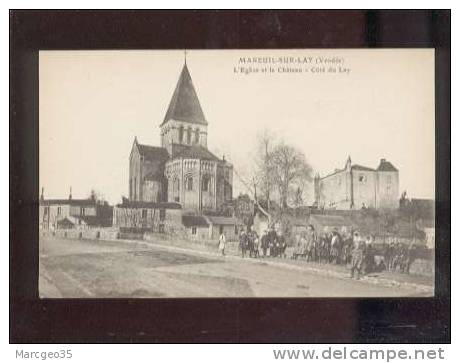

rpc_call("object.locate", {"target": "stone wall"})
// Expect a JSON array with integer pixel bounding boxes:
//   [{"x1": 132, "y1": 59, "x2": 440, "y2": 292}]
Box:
[
  {"x1": 318, "y1": 169, "x2": 351, "y2": 209},
  {"x1": 40, "y1": 227, "x2": 120, "y2": 240},
  {"x1": 376, "y1": 171, "x2": 399, "y2": 209},
  {"x1": 352, "y1": 169, "x2": 377, "y2": 208}
]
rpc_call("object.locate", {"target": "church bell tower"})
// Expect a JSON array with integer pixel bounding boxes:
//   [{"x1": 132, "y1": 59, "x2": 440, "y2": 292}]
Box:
[{"x1": 160, "y1": 56, "x2": 208, "y2": 155}]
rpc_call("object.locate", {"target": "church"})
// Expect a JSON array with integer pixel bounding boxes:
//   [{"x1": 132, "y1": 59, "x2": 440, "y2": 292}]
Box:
[{"x1": 128, "y1": 60, "x2": 233, "y2": 214}]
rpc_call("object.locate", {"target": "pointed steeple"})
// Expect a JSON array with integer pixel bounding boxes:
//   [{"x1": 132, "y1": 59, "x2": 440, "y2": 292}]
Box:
[{"x1": 161, "y1": 63, "x2": 207, "y2": 126}]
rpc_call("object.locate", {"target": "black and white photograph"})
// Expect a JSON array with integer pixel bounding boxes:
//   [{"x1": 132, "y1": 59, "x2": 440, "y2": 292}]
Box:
[
  {"x1": 10, "y1": 9, "x2": 450, "y2": 346},
  {"x1": 38, "y1": 49, "x2": 435, "y2": 298}
]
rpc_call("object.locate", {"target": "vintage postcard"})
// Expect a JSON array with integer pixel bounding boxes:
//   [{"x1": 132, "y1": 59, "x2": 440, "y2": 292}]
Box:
[{"x1": 39, "y1": 49, "x2": 435, "y2": 298}]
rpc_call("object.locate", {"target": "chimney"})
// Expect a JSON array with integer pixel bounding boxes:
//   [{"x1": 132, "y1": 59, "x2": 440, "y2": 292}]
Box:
[
  {"x1": 222, "y1": 154, "x2": 226, "y2": 162},
  {"x1": 40, "y1": 187, "x2": 44, "y2": 201},
  {"x1": 381, "y1": 158, "x2": 386, "y2": 163},
  {"x1": 69, "y1": 186, "x2": 72, "y2": 200}
]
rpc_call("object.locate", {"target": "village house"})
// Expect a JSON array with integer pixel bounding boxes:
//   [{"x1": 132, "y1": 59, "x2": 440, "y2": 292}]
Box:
[
  {"x1": 206, "y1": 215, "x2": 238, "y2": 241},
  {"x1": 181, "y1": 214, "x2": 238, "y2": 241},
  {"x1": 181, "y1": 215, "x2": 210, "y2": 240},
  {"x1": 38, "y1": 188, "x2": 108, "y2": 230}
]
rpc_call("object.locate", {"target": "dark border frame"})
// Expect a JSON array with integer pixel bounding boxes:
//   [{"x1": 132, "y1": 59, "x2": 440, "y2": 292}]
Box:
[{"x1": 10, "y1": 10, "x2": 451, "y2": 343}]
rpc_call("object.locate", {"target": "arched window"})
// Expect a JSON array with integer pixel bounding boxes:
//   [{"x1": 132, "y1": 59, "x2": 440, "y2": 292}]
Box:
[
  {"x1": 178, "y1": 126, "x2": 184, "y2": 144},
  {"x1": 187, "y1": 127, "x2": 192, "y2": 144},
  {"x1": 194, "y1": 128, "x2": 200, "y2": 144},
  {"x1": 202, "y1": 175, "x2": 210, "y2": 191},
  {"x1": 186, "y1": 176, "x2": 193, "y2": 191}
]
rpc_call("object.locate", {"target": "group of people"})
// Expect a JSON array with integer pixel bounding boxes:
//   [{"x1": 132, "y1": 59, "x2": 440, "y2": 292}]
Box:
[
  {"x1": 384, "y1": 240, "x2": 418, "y2": 274},
  {"x1": 292, "y1": 225, "x2": 418, "y2": 279},
  {"x1": 238, "y1": 227, "x2": 288, "y2": 259},
  {"x1": 218, "y1": 224, "x2": 418, "y2": 279}
]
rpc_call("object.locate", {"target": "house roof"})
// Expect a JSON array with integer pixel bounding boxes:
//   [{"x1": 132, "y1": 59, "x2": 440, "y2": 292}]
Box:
[
  {"x1": 136, "y1": 142, "x2": 169, "y2": 162},
  {"x1": 320, "y1": 156, "x2": 398, "y2": 180},
  {"x1": 56, "y1": 217, "x2": 75, "y2": 228},
  {"x1": 172, "y1": 144, "x2": 220, "y2": 161},
  {"x1": 351, "y1": 164, "x2": 375, "y2": 172},
  {"x1": 320, "y1": 167, "x2": 346, "y2": 179},
  {"x1": 116, "y1": 201, "x2": 181, "y2": 209},
  {"x1": 161, "y1": 64, "x2": 207, "y2": 126},
  {"x1": 206, "y1": 215, "x2": 238, "y2": 225},
  {"x1": 182, "y1": 215, "x2": 209, "y2": 227},
  {"x1": 377, "y1": 159, "x2": 398, "y2": 171}
]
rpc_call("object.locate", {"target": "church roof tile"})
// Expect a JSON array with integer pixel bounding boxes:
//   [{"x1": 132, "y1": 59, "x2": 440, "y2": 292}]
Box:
[
  {"x1": 136, "y1": 143, "x2": 169, "y2": 162},
  {"x1": 173, "y1": 144, "x2": 220, "y2": 161}
]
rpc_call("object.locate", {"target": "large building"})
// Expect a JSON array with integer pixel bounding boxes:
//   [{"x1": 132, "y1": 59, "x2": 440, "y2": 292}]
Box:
[
  {"x1": 128, "y1": 61, "x2": 233, "y2": 214},
  {"x1": 314, "y1": 156, "x2": 399, "y2": 210}
]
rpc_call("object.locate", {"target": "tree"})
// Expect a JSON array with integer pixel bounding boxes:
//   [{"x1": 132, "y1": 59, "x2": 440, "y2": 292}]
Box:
[
  {"x1": 270, "y1": 142, "x2": 313, "y2": 209},
  {"x1": 292, "y1": 186, "x2": 303, "y2": 208},
  {"x1": 254, "y1": 129, "x2": 277, "y2": 213},
  {"x1": 89, "y1": 189, "x2": 105, "y2": 203}
]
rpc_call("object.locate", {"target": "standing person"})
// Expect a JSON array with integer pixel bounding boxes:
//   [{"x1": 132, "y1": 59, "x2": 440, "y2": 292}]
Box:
[
  {"x1": 278, "y1": 232, "x2": 287, "y2": 258},
  {"x1": 248, "y1": 226, "x2": 258, "y2": 258},
  {"x1": 342, "y1": 231, "x2": 353, "y2": 265},
  {"x1": 387, "y1": 241, "x2": 396, "y2": 271},
  {"x1": 218, "y1": 232, "x2": 226, "y2": 256},
  {"x1": 261, "y1": 230, "x2": 268, "y2": 258},
  {"x1": 393, "y1": 242, "x2": 405, "y2": 272},
  {"x1": 273, "y1": 233, "x2": 280, "y2": 258},
  {"x1": 305, "y1": 225, "x2": 317, "y2": 262},
  {"x1": 292, "y1": 234, "x2": 302, "y2": 259},
  {"x1": 330, "y1": 230, "x2": 342, "y2": 264},
  {"x1": 364, "y1": 235, "x2": 375, "y2": 273},
  {"x1": 318, "y1": 234, "x2": 329, "y2": 264},
  {"x1": 382, "y1": 241, "x2": 390, "y2": 271},
  {"x1": 350, "y1": 231, "x2": 365, "y2": 279},
  {"x1": 404, "y1": 242, "x2": 417, "y2": 274},
  {"x1": 253, "y1": 235, "x2": 260, "y2": 258},
  {"x1": 299, "y1": 233, "x2": 308, "y2": 259},
  {"x1": 268, "y1": 227, "x2": 276, "y2": 257},
  {"x1": 239, "y1": 230, "x2": 247, "y2": 258}
]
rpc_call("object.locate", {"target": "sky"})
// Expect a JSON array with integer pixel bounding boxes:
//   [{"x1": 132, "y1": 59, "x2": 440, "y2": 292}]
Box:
[{"x1": 39, "y1": 49, "x2": 435, "y2": 204}]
